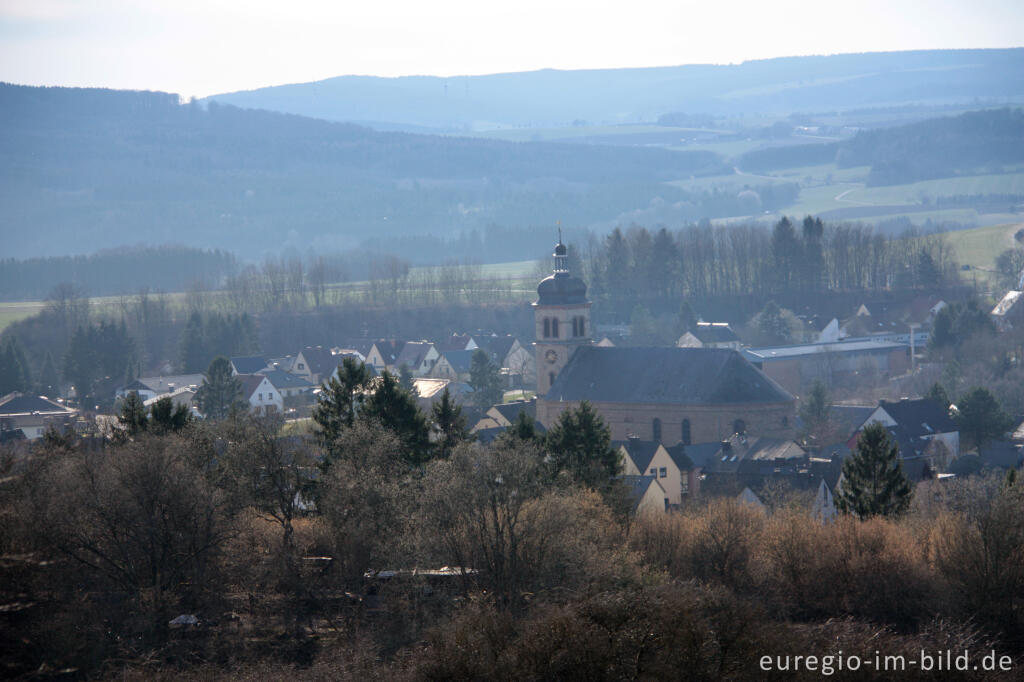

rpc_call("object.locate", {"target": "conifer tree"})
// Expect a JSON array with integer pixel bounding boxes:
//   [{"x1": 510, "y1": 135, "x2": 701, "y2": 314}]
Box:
[
  {"x1": 469, "y1": 348, "x2": 503, "y2": 409},
  {"x1": 543, "y1": 400, "x2": 619, "y2": 487},
  {"x1": 196, "y1": 356, "x2": 244, "y2": 420},
  {"x1": 431, "y1": 387, "x2": 472, "y2": 459},
  {"x1": 149, "y1": 396, "x2": 191, "y2": 433},
  {"x1": 924, "y1": 382, "x2": 950, "y2": 409},
  {"x1": 360, "y1": 370, "x2": 431, "y2": 466},
  {"x1": 179, "y1": 311, "x2": 207, "y2": 373},
  {"x1": 118, "y1": 391, "x2": 149, "y2": 436},
  {"x1": 955, "y1": 386, "x2": 1013, "y2": 451},
  {"x1": 313, "y1": 356, "x2": 373, "y2": 453},
  {"x1": 499, "y1": 409, "x2": 542, "y2": 445},
  {"x1": 835, "y1": 422, "x2": 913, "y2": 519},
  {"x1": 38, "y1": 351, "x2": 60, "y2": 397}
]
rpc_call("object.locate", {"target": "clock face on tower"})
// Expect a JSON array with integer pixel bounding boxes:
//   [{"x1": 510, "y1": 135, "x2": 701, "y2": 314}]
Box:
[{"x1": 545, "y1": 349, "x2": 558, "y2": 364}]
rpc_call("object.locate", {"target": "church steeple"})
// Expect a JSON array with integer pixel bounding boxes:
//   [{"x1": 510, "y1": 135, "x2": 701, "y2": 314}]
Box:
[
  {"x1": 553, "y1": 229, "x2": 569, "y2": 274},
  {"x1": 534, "y1": 233, "x2": 592, "y2": 396}
]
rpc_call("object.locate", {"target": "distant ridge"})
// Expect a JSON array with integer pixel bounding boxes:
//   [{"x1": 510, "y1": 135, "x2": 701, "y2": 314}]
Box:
[{"x1": 204, "y1": 49, "x2": 1024, "y2": 130}]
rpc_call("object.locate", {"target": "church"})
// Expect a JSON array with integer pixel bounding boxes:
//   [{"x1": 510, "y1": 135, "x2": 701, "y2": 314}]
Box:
[{"x1": 533, "y1": 239, "x2": 796, "y2": 444}]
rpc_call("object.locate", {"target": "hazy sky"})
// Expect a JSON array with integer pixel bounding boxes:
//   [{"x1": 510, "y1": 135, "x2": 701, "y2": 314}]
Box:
[{"x1": 1, "y1": 0, "x2": 1021, "y2": 98}]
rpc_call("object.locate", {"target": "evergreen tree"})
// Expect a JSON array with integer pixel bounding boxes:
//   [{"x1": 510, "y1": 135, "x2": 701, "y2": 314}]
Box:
[
  {"x1": 543, "y1": 400, "x2": 619, "y2": 488},
  {"x1": 799, "y1": 380, "x2": 831, "y2": 441},
  {"x1": 118, "y1": 391, "x2": 149, "y2": 436},
  {"x1": 38, "y1": 351, "x2": 60, "y2": 397},
  {"x1": 2, "y1": 338, "x2": 31, "y2": 394},
  {"x1": 771, "y1": 217, "x2": 799, "y2": 294},
  {"x1": 499, "y1": 410, "x2": 542, "y2": 445},
  {"x1": 63, "y1": 325, "x2": 99, "y2": 405},
  {"x1": 360, "y1": 370, "x2": 432, "y2": 466},
  {"x1": 196, "y1": 356, "x2": 244, "y2": 420},
  {"x1": 179, "y1": 311, "x2": 207, "y2": 373},
  {"x1": 835, "y1": 422, "x2": 913, "y2": 519},
  {"x1": 149, "y1": 396, "x2": 191, "y2": 433},
  {"x1": 955, "y1": 386, "x2": 1013, "y2": 451},
  {"x1": 313, "y1": 356, "x2": 373, "y2": 452},
  {"x1": 750, "y1": 301, "x2": 796, "y2": 346},
  {"x1": 924, "y1": 382, "x2": 950, "y2": 409},
  {"x1": 469, "y1": 348, "x2": 503, "y2": 409},
  {"x1": 398, "y1": 363, "x2": 414, "y2": 391},
  {"x1": 431, "y1": 387, "x2": 472, "y2": 459}
]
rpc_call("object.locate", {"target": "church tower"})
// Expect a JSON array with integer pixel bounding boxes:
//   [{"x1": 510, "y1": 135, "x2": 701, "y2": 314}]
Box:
[{"x1": 534, "y1": 237, "x2": 591, "y2": 395}]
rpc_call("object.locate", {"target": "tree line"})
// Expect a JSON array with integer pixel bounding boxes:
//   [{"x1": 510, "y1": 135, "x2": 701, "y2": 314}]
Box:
[
  {"x1": 0, "y1": 246, "x2": 236, "y2": 302},
  {"x1": 581, "y1": 218, "x2": 960, "y2": 306}
]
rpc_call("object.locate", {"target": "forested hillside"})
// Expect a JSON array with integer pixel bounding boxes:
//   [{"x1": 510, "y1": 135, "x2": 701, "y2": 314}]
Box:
[
  {"x1": 737, "y1": 108, "x2": 1024, "y2": 184},
  {"x1": 0, "y1": 84, "x2": 724, "y2": 260},
  {"x1": 205, "y1": 49, "x2": 1024, "y2": 130}
]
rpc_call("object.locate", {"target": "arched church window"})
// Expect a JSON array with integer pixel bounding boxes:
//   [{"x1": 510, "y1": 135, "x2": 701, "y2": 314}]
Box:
[
  {"x1": 543, "y1": 318, "x2": 551, "y2": 338},
  {"x1": 652, "y1": 418, "x2": 662, "y2": 442},
  {"x1": 551, "y1": 318, "x2": 559, "y2": 338},
  {"x1": 682, "y1": 419, "x2": 691, "y2": 445}
]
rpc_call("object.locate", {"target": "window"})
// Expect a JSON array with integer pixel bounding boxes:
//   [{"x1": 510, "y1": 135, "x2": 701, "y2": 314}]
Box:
[
  {"x1": 551, "y1": 318, "x2": 559, "y2": 338},
  {"x1": 572, "y1": 317, "x2": 579, "y2": 337},
  {"x1": 650, "y1": 468, "x2": 657, "y2": 476},
  {"x1": 578, "y1": 317, "x2": 585, "y2": 337},
  {"x1": 659, "y1": 467, "x2": 667, "y2": 478},
  {"x1": 548, "y1": 372, "x2": 556, "y2": 387},
  {"x1": 782, "y1": 416, "x2": 789, "y2": 427},
  {"x1": 682, "y1": 419, "x2": 691, "y2": 445},
  {"x1": 652, "y1": 418, "x2": 662, "y2": 442},
  {"x1": 298, "y1": 363, "x2": 305, "y2": 370},
  {"x1": 258, "y1": 393, "x2": 263, "y2": 401},
  {"x1": 543, "y1": 318, "x2": 551, "y2": 338}
]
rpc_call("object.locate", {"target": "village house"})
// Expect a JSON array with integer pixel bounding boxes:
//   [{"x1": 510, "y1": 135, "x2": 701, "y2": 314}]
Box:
[
  {"x1": 292, "y1": 346, "x2": 365, "y2": 386},
  {"x1": 853, "y1": 397, "x2": 959, "y2": 461},
  {"x1": 616, "y1": 437, "x2": 700, "y2": 505},
  {"x1": 0, "y1": 393, "x2": 78, "y2": 441},
  {"x1": 618, "y1": 475, "x2": 669, "y2": 514},
  {"x1": 676, "y1": 322, "x2": 742, "y2": 350},
  {"x1": 991, "y1": 289, "x2": 1024, "y2": 330},
  {"x1": 237, "y1": 374, "x2": 283, "y2": 416},
  {"x1": 117, "y1": 374, "x2": 204, "y2": 402},
  {"x1": 391, "y1": 341, "x2": 440, "y2": 377},
  {"x1": 262, "y1": 369, "x2": 315, "y2": 399},
  {"x1": 230, "y1": 355, "x2": 271, "y2": 375},
  {"x1": 142, "y1": 386, "x2": 198, "y2": 414},
  {"x1": 532, "y1": 238, "x2": 796, "y2": 444}
]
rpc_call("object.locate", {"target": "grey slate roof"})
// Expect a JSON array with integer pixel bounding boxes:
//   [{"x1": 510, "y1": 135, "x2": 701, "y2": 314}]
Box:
[
  {"x1": 743, "y1": 339, "x2": 905, "y2": 362},
  {"x1": 394, "y1": 342, "x2": 434, "y2": 370},
  {"x1": 547, "y1": 346, "x2": 793, "y2": 405},
  {"x1": 492, "y1": 399, "x2": 536, "y2": 425},
  {"x1": 231, "y1": 356, "x2": 269, "y2": 375},
  {"x1": 664, "y1": 443, "x2": 695, "y2": 470},
  {"x1": 690, "y1": 323, "x2": 740, "y2": 344},
  {"x1": 614, "y1": 438, "x2": 661, "y2": 473},
  {"x1": 262, "y1": 369, "x2": 314, "y2": 390},
  {"x1": 475, "y1": 335, "x2": 517, "y2": 362},
  {"x1": 617, "y1": 475, "x2": 664, "y2": 512},
  {"x1": 878, "y1": 398, "x2": 957, "y2": 436},
  {"x1": 442, "y1": 349, "x2": 476, "y2": 373},
  {"x1": 0, "y1": 393, "x2": 74, "y2": 416}
]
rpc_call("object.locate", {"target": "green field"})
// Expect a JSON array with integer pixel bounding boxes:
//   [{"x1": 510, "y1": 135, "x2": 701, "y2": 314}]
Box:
[
  {"x1": 945, "y1": 222, "x2": 1023, "y2": 274},
  {"x1": 0, "y1": 302, "x2": 45, "y2": 333}
]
